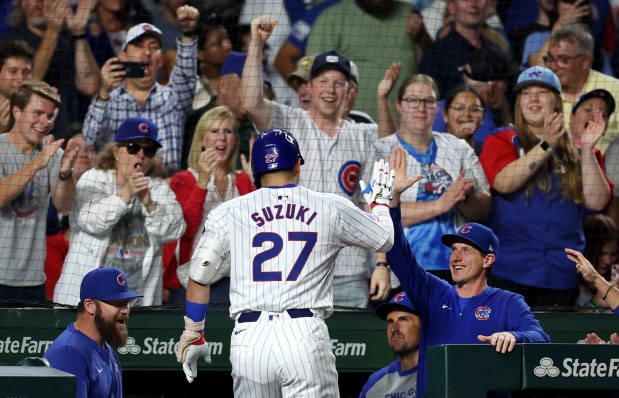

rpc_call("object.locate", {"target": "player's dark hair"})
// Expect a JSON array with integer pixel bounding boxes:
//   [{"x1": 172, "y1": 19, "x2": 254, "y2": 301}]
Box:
[{"x1": 0, "y1": 39, "x2": 33, "y2": 69}]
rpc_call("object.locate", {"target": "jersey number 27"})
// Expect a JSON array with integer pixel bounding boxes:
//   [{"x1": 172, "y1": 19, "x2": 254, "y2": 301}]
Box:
[{"x1": 252, "y1": 232, "x2": 318, "y2": 282}]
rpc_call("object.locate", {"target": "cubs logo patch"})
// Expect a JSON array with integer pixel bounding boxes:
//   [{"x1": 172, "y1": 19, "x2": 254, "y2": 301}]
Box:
[
  {"x1": 117, "y1": 274, "x2": 127, "y2": 286},
  {"x1": 460, "y1": 224, "x2": 473, "y2": 234},
  {"x1": 143, "y1": 24, "x2": 154, "y2": 31},
  {"x1": 393, "y1": 292, "x2": 406, "y2": 303},
  {"x1": 138, "y1": 122, "x2": 149, "y2": 134},
  {"x1": 338, "y1": 161, "x2": 361, "y2": 196},
  {"x1": 475, "y1": 306, "x2": 491, "y2": 321}
]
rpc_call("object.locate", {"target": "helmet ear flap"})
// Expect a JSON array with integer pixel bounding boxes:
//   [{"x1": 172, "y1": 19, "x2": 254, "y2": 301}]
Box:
[{"x1": 251, "y1": 129, "x2": 304, "y2": 186}]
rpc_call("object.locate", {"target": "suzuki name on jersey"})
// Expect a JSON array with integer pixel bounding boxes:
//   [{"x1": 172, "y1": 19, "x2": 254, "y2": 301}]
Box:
[{"x1": 251, "y1": 204, "x2": 318, "y2": 227}]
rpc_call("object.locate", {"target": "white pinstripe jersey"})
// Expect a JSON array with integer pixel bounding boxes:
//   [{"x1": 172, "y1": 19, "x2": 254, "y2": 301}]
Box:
[
  {"x1": 270, "y1": 102, "x2": 378, "y2": 276},
  {"x1": 202, "y1": 184, "x2": 390, "y2": 319}
]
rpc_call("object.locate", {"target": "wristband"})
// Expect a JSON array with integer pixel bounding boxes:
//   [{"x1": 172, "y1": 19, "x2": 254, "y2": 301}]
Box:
[
  {"x1": 602, "y1": 285, "x2": 614, "y2": 301},
  {"x1": 186, "y1": 301, "x2": 208, "y2": 323},
  {"x1": 58, "y1": 169, "x2": 73, "y2": 181},
  {"x1": 539, "y1": 140, "x2": 553, "y2": 153},
  {"x1": 376, "y1": 262, "x2": 389, "y2": 268},
  {"x1": 71, "y1": 33, "x2": 87, "y2": 41}
]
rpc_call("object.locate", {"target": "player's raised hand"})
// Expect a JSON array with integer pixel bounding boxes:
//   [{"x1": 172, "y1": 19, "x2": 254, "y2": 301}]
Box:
[
  {"x1": 251, "y1": 16, "x2": 278, "y2": 46},
  {"x1": 360, "y1": 158, "x2": 395, "y2": 206},
  {"x1": 177, "y1": 316, "x2": 212, "y2": 383}
]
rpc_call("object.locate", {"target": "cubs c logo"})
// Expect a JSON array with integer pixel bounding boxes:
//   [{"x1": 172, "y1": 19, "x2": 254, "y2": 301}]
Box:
[
  {"x1": 138, "y1": 122, "x2": 149, "y2": 134},
  {"x1": 143, "y1": 24, "x2": 153, "y2": 31},
  {"x1": 460, "y1": 224, "x2": 473, "y2": 234},
  {"x1": 338, "y1": 161, "x2": 361, "y2": 196},
  {"x1": 393, "y1": 292, "x2": 406, "y2": 303},
  {"x1": 117, "y1": 274, "x2": 127, "y2": 286},
  {"x1": 475, "y1": 306, "x2": 491, "y2": 320}
]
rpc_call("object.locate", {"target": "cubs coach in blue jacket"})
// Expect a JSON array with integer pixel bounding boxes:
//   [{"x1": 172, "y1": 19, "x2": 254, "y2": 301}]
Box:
[{"x1": 385, "y1": 148, "x2": 550, "y2": 397}]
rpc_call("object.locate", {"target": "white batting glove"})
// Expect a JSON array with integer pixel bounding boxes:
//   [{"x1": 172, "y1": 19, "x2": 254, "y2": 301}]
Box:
[
  {"x1": 177, "y1": 316, "x2": 211, "y2": 383},
  {"x1": 359, "y1": 159, "x2": 395, "y2": 206}
]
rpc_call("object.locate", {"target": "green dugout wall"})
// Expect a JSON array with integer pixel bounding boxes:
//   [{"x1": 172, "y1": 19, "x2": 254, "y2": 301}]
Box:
[{"x1": 0, "y1": 308, "x2": 618, "y2": 372}]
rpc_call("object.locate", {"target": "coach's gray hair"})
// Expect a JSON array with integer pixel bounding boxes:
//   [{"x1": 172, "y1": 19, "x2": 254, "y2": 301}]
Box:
[{"x1": 549, "y1": 23, "x2": 594, "y2": 58}]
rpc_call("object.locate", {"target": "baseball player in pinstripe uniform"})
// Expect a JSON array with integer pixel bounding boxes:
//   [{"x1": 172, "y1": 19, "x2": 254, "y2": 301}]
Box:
[
  {"x1": 176, "y1": 128, "x2": 398, "y2": 397},
  {"x1": 240, "y1": 16, "x2": 393, "y2": 308}
]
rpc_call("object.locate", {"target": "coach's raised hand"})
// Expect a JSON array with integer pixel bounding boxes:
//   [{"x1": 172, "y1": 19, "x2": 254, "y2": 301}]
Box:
[{"x1": 388, "y1": 148, "x2": 422, "y2": 206}]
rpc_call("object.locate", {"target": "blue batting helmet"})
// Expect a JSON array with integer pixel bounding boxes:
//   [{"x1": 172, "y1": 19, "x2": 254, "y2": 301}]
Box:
[{"x1": 251, "y1": 129, "x2": 305, "y2": 188}]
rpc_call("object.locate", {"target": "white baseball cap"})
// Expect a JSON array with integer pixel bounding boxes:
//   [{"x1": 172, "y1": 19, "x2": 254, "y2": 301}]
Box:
[{"x1": 124, "y1": 23, "x2": 163, "y2": 49}]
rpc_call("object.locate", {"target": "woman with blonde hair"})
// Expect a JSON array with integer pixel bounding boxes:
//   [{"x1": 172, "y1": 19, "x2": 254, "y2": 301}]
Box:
[
  {"x1": 53, "y1": 117, "x2": 186, "y2": 306},
  {"x1": 480, "y1": 66, "x2": 612, "y2": 307},
  {"x1": 169, "y1": 106, "x2": 255, "y2": 304}
]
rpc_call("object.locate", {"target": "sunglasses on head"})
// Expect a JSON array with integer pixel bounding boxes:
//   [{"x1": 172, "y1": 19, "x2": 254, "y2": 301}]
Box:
[{"x1": 119, "y1": 141, "x2": 159, "y2": 158}]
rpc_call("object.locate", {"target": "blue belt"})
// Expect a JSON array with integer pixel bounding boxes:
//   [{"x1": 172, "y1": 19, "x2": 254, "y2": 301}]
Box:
[{"x1": 237, "y1": 309, "x2": 313, "y2": 323}]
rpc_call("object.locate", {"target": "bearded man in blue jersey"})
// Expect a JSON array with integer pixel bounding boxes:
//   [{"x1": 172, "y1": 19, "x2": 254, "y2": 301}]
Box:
[{"x1": 45, "y1": 268, "x2": 142, "y2": 398}]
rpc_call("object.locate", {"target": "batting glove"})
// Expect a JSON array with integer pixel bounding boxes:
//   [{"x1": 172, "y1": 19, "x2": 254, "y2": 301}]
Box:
[
  {"x1": 359, "y1": 159, "x2": 395, "y2": 207},
  {"x1": 177, "y1": 316, "x2": 211, "y2": 383}
]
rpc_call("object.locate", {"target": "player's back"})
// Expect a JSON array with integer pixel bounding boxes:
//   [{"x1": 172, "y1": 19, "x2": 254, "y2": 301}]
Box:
[{"x1": 206, "y1": 184, "x2": 390, "y2": 318}]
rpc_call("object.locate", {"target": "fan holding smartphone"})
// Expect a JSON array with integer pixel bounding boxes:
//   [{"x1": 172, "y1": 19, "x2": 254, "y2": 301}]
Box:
[{"x1": 83, "y1": 5, "x2": 200, "y2": 170}]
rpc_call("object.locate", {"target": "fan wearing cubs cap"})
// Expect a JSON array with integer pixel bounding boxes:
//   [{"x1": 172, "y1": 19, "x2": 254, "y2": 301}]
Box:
[
  {"x1": 53, "y1": 117, "x2": 186, "y2": 307},
  {"x1": 84, "y1": 5, "x2": 200, "y2": 170},
  {"x1": 241, "y1": 15, "x2": 396, "y2": 311},
  {"x1": 480, "y1": 66, "x2": 612, "y2": 307},
  {"x1": 45, "y1": 268, "x2": 142, "y2": 398},
  {"x1": 177, "y1": 129, "x2": 398, "y2": 396},
  {"x1": 360, "y1": 291, "x2": 421, "y2": 398},
  {"x1": 384, "y1": 147, "x2": 550, "y2": 397}
]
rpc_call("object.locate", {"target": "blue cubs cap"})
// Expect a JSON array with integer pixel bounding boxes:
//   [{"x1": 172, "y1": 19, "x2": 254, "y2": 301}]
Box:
[
  {"x1": 80, "y1": 268, "x2": 143, "y2": 301},
  {"x1": 376, "y1": 292, "x2": 418, "y2": 320},
  {"x1": 441, "y1": 223, "x2": 499, "y2": 257},
  {"x1": 310, "y1": 50, "x2": 352, "y2": 81},
  {"x1": 572, "y1": 89, "x2": 616, "y2": 115},
  {"x1": 114, "y1": 117, "x2": 162, "y2": 147},
  {"x1": 514, "y1": 66, "x2": 561, "y2": 94}
]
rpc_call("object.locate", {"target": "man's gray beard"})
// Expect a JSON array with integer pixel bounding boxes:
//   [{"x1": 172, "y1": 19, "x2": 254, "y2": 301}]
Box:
[{"x1": 94, "y1": 303, "x2": 129, "y2": 349}]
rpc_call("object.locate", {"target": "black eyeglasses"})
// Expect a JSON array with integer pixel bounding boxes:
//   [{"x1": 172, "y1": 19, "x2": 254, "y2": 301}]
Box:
[
  {"x1": 118, "y1": 141, "x2": 159, "y2": 158},
  {"x1": 401, "y1": 97, "x2": 438, "y2": 108},
  {"x1": 542, "y1": 54, "x2": 583, "y2": 66}
]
